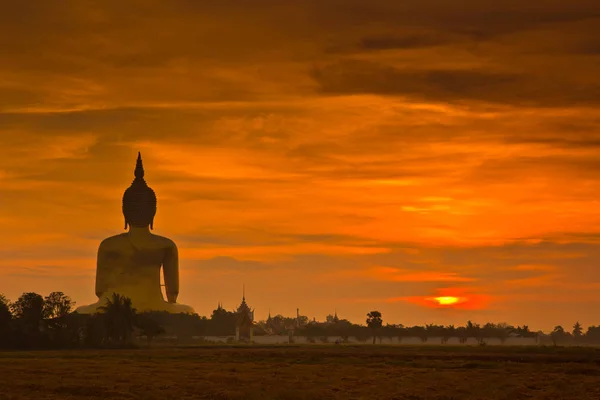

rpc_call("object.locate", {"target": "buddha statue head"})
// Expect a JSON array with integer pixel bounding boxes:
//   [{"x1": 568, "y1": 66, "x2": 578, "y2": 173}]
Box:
[{"x1": 122, "y1": 152, "x2": 157, "y2": 230}]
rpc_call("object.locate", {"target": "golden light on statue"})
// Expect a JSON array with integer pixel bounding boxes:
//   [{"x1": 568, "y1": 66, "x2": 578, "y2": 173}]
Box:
[{"x1": 75, "y1": 152, "x2": 195, "y2": 314}]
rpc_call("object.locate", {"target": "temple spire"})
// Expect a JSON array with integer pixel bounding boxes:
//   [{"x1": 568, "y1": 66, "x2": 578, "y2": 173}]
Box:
[
  {"x1": 242, "y1": 284, "x2": 245, "y2": 301},
  {"x1": 134, "y1": 152, "x2": 145, "y2": 180}
]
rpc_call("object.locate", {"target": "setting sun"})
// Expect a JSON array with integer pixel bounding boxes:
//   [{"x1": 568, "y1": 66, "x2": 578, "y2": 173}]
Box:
[{"x1": 434, "y1": 296, "x2": 460, "y2": 305}]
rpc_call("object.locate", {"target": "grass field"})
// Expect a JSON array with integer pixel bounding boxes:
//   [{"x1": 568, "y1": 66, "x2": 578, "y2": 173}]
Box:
[{"x1": 1, "y1": 345, "x2": 600, "y2": 400}]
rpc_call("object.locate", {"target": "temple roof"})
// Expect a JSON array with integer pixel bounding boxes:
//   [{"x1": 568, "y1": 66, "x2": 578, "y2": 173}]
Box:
[
  {"x1": 237, "y1": 298, "x2": 250, "y2": 312},
  {"x1": 236, "y1": 284, "x2": 254, "y2": 327},
  {"x1": 237, "y1": 284, "x2": 251, "y2": 313}
]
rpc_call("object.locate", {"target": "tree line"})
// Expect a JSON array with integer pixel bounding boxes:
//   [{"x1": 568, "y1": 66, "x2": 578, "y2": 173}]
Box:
[{"x1": 1, "y1": 292, "x2": 599, "y2": 349}]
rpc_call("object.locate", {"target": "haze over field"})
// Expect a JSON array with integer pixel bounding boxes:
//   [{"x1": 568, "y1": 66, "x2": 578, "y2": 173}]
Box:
[{"x1": 1, "y1": 1, "x2": 599, "y2": 330}]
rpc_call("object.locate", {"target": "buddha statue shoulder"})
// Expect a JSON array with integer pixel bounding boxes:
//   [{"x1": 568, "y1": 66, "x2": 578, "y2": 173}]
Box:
[{"x1": 76, "y1": 153, "x2": 195, "y2": 315}]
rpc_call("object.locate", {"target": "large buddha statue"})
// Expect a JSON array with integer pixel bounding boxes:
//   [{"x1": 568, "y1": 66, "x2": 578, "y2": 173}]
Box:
[{"x1": 76, "y1": 153, "x2": 194, "y2": 314}]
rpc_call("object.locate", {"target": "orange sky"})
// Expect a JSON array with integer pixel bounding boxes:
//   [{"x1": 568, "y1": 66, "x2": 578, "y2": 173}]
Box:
[{"x1": 1, "y1": 1, "x2": 600, "y2": 331}]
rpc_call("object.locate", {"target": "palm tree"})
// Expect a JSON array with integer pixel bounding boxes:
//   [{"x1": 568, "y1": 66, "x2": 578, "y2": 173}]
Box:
[
  {"x1": 366, "y1": 311, "x2": 383, "y2": 344},
  {"x1": 98, "y1": 293, "x2": 136, "y2": 344}
]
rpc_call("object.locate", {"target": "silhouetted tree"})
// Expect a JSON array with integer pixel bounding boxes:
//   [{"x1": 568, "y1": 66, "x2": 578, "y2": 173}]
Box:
[
  {"x1": 158, "y1": 312, "x2": 209, "y2": 341},
  {"x1": 466, "y1": 320, "x2": 484, "y2": 344},
  {"x1": 551, "y1": 325, "x2": 566, "y2": 346},
  {"x1": 10, "y1": 293, "x2": 47, "y2": 348},
  {"x1": 297, "y1": 315, "x2": 309, "y2": 327},
  {"x1": 136, "y1": 313, "x2": 166, "y2": 344},
  {"x1": 442, "y1": 325, "x2": 455, "y2": 344},
  {"x1": 209, "y1": 306, "x2": 237, "y2": 336},
  {"x1": 425, "y1": 324, "x2": 445, "y2": 343},
  {"x1": 98, "y1": 293, "x2": 136, "y2": 344},
  {"x1": 0, "y1": 295, "x2": 12, "y2": 347},
  {"x1": 11, "y1": 292, "x2": 46, "y2": 320},
  {"x1": 44, "y1": 292, "x2": 75, "y2": 319},
  {"x1": 494, "y1": 323, "x2": 511, "y2": 344},
  {"x1": 366, "y1": 311, "x2": 383, "y2": 344},
  {"x1": 353, "y1": 327, "x2": 370, "y2": 344},
  {"x1": 456, "y1": 326, "x2": 468, "y2": 344},
  {"x1": 0, "y1": 294, "x2": 10, "y2": 325},
  {"x1": 512, "y1": 325, "x2": 534, "y2": 338},
  {"x1": 585, "y1": 326, "x2": 600, "y2": 343},
  {"x1": 43, "y1": 292, "x2": 78, "y2": 346},
  {"x1": 302, "y1": 321, "x2": 327, "y2": 342},
  {"x1": 572, "y1": 322, "x2": 583, "y2": 339},
  {"x1": 83, "y1": 314, "x2": 106, "y2": 347},
  {"x1": 481, "y1": 322, "x2": 498, "y2": 345},
  {"x1": 381, "y1": 324, "x2": 397, "y2": 343}
]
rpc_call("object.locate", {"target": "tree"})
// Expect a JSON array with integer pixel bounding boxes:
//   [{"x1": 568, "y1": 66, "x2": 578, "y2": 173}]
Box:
[
  {"x1": 425, "y1": 324, "x2": 444, "y2": 343},
  {"x1": 381, "y1": 324, "x2": 397, "y2": 344},
  {"x1": 136, "y1": 313, "x2": 166, "y2": 344},
  {"x1": 209, "y1": 306, "x2": 237, "y2": 336},
  {"x1": 495, "y1": 323, "x2": 511, "y2": 344},
  {"x1": 585, "y1": 326, "x2": 600, "y2": 344},
  {"x1": 41, "y1": 292, "x2": 80, "y2": 348},
  {"x1": 44, "y1": 292, "x2": 75, "y2": 319},
  {"x1": 442, "y1": 325, "x2": 455, "y2": 344},
  {"x1": 551, "y1": 325, "x2": 566, "y2": 346},
  {"x1": 10, "y1": 292, "x2": 46, "y2": 348},
  {"x1": 11, "y1": 292, "x2": 46, "y2": 323},
  {"x1": 366, "y1": 311, "x2": 383, "y2": 344},
  {"x1": 572, "y1": 322, "x2": 583, "y2": 339},
  {"x1": 0, "y1": 294, "x2": 11, "y2": 326},
  {"x1": 456, "y1": 326, "x2": 468, "y2": 344},
  {"x1": 481, "y1": 322, "x2": 496, "y2": 344},
  {"x1": 513, "y1": 325, "x2": 535, "y2": 338},
  {"x1": 297, "y1": 315, "x2": 309, "y2": 327},
  {"x1": 0, "y1": 294, "x2": 12, "y2": 347},
  {"x1": 98, "y1": 293, "x2": 136, "y2": 344},
  {"x1": 466, "y1": 320, "x2": 483, "y2": 344}
]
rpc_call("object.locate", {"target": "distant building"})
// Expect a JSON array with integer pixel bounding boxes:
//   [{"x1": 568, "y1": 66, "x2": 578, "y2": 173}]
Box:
[
  {"x1": 235, "y1": 286, "x2": 254, "y2": 342},
  {"x1": 326, "y1": 310, "x2": 340, "y2": 324}
]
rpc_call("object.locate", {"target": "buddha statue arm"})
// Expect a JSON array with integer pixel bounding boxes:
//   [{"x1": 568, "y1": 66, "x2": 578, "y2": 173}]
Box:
[
  {"x1": 163, "y1": 241, "x2": 180, "y2": 303},
  {"x1": 95, "y1": 241, "x2": 110, "y2": 298}
]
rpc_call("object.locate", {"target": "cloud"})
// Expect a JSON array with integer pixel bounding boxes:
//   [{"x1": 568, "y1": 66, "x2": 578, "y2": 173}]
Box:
[
  {"x1": 310, "y1": 60, "x2": 600, "y2": 107},
  {"x1": 355, "y1": 266, "x2": 477, "y2": 283},
  {"x1": 185, "y1": 256, "x2": 273, "y2": 273}
]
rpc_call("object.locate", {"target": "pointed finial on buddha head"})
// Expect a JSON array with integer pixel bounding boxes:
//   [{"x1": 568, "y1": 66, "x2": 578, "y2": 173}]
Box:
[
  {"x1": 122, "y1": 152, "x2": 157, "y2": 230},
  {"x1": 134, "y1": 152, "x2": 145, "y2": 180}
]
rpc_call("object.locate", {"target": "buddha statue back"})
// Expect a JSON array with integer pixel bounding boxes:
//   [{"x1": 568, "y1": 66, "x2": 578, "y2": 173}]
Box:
[{"x1": 76, "y1": 153, "x2": 194, "y2": 314}]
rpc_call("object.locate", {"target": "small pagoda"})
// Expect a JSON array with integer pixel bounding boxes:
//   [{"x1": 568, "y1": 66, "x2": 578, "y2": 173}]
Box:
[{"x1": 235, "y1": 286, "x2": 255, "y2": 342}]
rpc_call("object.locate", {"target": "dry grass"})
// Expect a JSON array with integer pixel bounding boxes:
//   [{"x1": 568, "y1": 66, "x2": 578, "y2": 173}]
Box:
[{"x1": 1, "y1": 345, "x2": 600, "y2": 399}]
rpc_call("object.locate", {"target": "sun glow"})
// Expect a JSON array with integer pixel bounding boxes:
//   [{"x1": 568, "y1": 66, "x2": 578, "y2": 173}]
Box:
[{"x1": 434, "y1": 296, "x2": 459, "y2": 305}]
